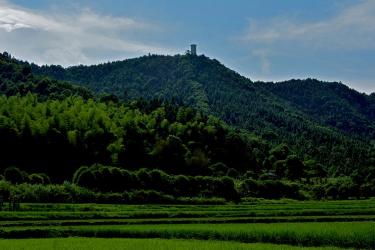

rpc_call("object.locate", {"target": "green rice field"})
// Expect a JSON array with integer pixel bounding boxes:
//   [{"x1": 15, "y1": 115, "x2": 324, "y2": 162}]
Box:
[
  {"x1": 0, "y1": 238, "x2": 353, "y2": 250},
  {"x1": 0, "y1": 199, "x2": 374, "y2": 249}
]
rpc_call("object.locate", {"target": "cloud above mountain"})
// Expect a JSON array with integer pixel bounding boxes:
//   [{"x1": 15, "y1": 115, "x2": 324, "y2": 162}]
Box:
[
  {"x1": 0, "y1": 1, "x2": 176, "y2": 66},
  {"x1": 238, "y1": 0, "x2": 375, "y2": 92},
  {"x1": 243, "y1": 0, "x2": 375, "y2": 50}
]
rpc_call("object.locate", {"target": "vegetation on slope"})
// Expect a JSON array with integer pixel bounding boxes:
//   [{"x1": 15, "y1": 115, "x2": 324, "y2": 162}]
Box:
[
  {"x1": 31, "y1": 54, "x2": 375, "y2": 176},
  {"x1": 265, "y1": 78, "x2": 375, "y2": 138},
  {"x1": 0, "y1": 51, "x2": 373, "y2": 201},
  {"x1": 0, "y1": 52, "x2": 92, "y2": 100}
]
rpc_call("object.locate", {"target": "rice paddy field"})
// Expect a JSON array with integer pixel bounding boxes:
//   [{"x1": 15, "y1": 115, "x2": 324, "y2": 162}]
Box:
[{"x1": 0, "y1": 199, "x2": 374, "y2": 249}]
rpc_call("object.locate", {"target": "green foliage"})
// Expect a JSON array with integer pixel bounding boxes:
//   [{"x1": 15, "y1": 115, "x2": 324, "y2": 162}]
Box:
[
  {"x1": 0, "y1": 52, "x2": 93, "y2": 100},
  {"x1": 4, "y1": 167, "x2": 24, "y2": 184},
  {"x1": 73, "y1": 165, "x2": 238, "y2": 201},
  {"x1": 0, "y1": 92, "x2": 372, "y2": 199},
  {"x1": 31, "y1": 54, "x2": 375, "y2": 177},
  {"x1": 267, "y1": 78, "x2": 375, "y2": 137},
  {"x1": 239, "y1": 178, "x2": 305, "y2": 200},
  {"x1": 0, "y1": 200, "x2": 374, "y2": 249},
  {"x1": 0, "y1": 52, "x2": 374, "y2": 200},
  {"x1": 0, "y1": 94, "x2": 280, "y2": 182},
  {"x1": 0, "y1": 222, "x2": 374, "y2": 249},
  {"x1": 28, "y1": 174, "x2": 44, "y2": 185},
  {"x1": 0, "y1": 238, "x2": 361, "y2": 250},
  {"x1": 324, "y1": 177, "x2": 359, "y2": 199}
]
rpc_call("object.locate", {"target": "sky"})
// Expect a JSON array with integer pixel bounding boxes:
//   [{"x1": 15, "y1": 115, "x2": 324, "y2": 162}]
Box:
[{"x1": 0, "y1": 0, "x2": 374, "y2": 93}]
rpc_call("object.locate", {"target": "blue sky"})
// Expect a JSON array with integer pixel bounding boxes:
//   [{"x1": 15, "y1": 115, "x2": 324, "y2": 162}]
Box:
[{"x1": 0, "y1": 0, "x2": 374, "y2": 93}]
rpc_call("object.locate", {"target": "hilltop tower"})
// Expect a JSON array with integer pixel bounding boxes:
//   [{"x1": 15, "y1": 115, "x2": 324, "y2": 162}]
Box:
[{"x1": 190, "y1": 44, "x2": 197, "y2": 55}]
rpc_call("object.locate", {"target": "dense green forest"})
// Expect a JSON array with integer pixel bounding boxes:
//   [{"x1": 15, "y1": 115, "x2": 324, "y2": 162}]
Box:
[
  {"x1": 265, "y1": 79, "x2": 375, "y2": 138},
  {"x1": 0, "y1": 51, "x2": 374, "y2": 203},
  {"x1": 31, "y1": 54, "x2": 375, "y2": 177},
  {"x1": 0, "y1": 52, "x2": 92, "y2": 100}
]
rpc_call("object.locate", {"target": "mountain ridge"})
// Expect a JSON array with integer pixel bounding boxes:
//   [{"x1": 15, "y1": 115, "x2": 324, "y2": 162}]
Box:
[
  {"x1": 25, "y1": 53, "x2": 375, "y2": 175},
  {"x1": 1, "y1": 51, "x2": 375, "y2": 199}
]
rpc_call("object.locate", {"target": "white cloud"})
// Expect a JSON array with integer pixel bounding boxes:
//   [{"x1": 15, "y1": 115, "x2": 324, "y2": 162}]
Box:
[
  {"x1": 252, "y1": 49, "x2": 271, "y2": 74},
  {"x1": 0, "y1": 1, "x2": 176, "y2": 65},
  {"x1": 236, "y1": 0, "x2": 375, "y2": 93},
  {"x1": 243, "y1": 0, "x2": 375, "y2": 50}
]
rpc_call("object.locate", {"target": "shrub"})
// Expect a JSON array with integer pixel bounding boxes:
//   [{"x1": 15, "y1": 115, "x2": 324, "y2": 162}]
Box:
[
  {"x1": 148, "y1": 169, "x2": 171, "y2": 192},
  {"x1": 4, "y1": 167, "x2": 24, "y2": 184},
  {"x1": 61, "y1": 182, "x2": 96, "y2": 203},
  {"x1": 217, "y1": 176, "x2": 239, "y2": 202},
  {"x1": 73, "y1": 166, "x2": 89, "y2": 184},
  {"x1": 136, "y1": 168, "x2": 152, "y2": 189},
  {"x1": 28, "y1": 174, "x2": 44, "y2": 184},
  {"x1": 240, "y1": 179, "x2": 303, "y2": 200},
  {"x1": 39, "y1": 173, "x2": 51, "y2": 184},
  {"x1": 324, "y1": 177, "x2": 359, "y2": 199},
  {"x1": 172, "y1": 175, "x2": 192, "y2": 196},
  {"x1": 176, "y1": 197, "x2": 226, "y2": 205},
  {"x1": 0, "y1": 180, "x2": 11, "y2": 200},
  {"x1": 239, "y1": 178, "x2": 259, "y2": 197},
  {"x1": 209, "y1": 162, "x2": 228, "y2": 176},
  {"x1": 226, "y1": 168, "x2": 239, "y2": 178},
  {"x1": 76, "y1": 169, "x2": 97, "y2": 189},
  {"x1": 129, "y1": 190, "x2": 174, "y2": 204},
  {"x1": 96, "y1": 192, "x2": 125, "y2": 204}
]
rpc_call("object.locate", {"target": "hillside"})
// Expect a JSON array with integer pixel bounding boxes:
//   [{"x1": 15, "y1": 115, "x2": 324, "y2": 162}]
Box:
[
  {"x1": 0, "y1": 52, "x2": 93, "y2": 100},
  {"x1": 0, "y1": 52, "x2": 319, "y2": 200},
  {"x1": 32, "y1": 54, "x2": 375, "y2": 176},
  {"x1": 265, "y1": 79, "x2": 375, "y2": 138},
  {"x1": 0, "y1": 51, "x2": 374, "y2": 200}
]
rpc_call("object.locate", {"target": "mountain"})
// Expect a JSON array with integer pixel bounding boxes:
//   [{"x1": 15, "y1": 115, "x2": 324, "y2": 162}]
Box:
[
  {"x1": 0, "y1": 52, "x2": 93, "y2": 100},
  {"x1": 0, "y1": 51, "x2": 374, "y2": 200},
  {"x1": 1, "y1": 52, "x2": 317, "y2": 201},
  {"x1": 265, "y1": 79, "x2": 375, "y2": 138},
  {"x1": 31, "y1": 54, "x2": 375, "y2": 176}
]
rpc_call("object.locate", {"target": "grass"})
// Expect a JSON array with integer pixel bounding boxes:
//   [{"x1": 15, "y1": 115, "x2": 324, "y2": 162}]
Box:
[
  {"x1": 0, "y1": 200, "x2": 374, "y2": 249},
  {"x1": 0, "y1": 215, "x2": 375, "y2": 227},
  {"x1": 1, "y1": 222, "x2": 374, "y2": 248},
  {"x1": 0, "y1": 238, "x2": 353, "y2": 250},
  {"x1": 1, "y1": 199, "x2": 375, "y2": 221}
]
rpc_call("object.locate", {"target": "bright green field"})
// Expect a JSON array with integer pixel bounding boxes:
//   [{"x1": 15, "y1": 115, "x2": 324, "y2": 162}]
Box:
[
  {"x1": 0, "y1": 238, "x2": 351, "y2": 250},
  {"x1": 2, "y1": 222, "x2": 373, "y2": 249},
  {"x1": 0, "y1": 200, "x2": 374, "y2": 249}
]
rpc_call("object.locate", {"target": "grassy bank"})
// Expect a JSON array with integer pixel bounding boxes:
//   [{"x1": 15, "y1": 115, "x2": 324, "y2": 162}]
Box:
[
  {"x1": 1, "y1": 222, "x2": 374, "y2": 249},
  {"x1": 1, "y1": 200, "x2": 374, "y2": 249},
  {"x1": 1, "y1": 200, "x2": 375, "y2": 221},
  {"x1": 0, "y1": 238, "x2": 352, "y2": 250}
]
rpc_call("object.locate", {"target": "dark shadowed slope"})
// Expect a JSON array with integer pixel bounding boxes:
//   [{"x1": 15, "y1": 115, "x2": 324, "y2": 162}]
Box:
[{"x1": 31, "y1": 54, "x2": 375, "y2": 175}]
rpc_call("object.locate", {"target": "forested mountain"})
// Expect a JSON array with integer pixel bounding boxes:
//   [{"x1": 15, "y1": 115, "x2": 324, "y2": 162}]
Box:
[
  {"x1": 0, "y1": 51, "x2": 374, "y2": 201},
  {"x1": 0, "y1": 52, "x2": 93, "y2": 100},
  {"x1": 32, "y1": 54, "x2": 375, "y2": 176},
  {"x1": 265, "y1": 79, "x2": 375, "y2": 138},
  {"x1": 0, "y1": 52, "x2": 320, "y2": 201}
]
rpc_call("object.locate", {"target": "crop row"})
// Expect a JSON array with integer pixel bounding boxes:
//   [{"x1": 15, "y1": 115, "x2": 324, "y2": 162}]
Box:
[
  {"x1": 1, "y1": 215, "x2": 375, "y2": 227},
  {"x1": 1, "y1": 222, "x2": 374, "y2": 249},
  {"x1": 15, "y1": 199, "x2": 375, "y2": 212},
  {"x1": 0, "y1": 238, "x2": 349, "y2": 250}
]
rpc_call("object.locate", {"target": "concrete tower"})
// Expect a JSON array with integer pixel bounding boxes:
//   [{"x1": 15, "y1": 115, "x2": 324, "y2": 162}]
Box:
[{"x1": 190, "y1": 44, "x2": 197, "y2": 55}]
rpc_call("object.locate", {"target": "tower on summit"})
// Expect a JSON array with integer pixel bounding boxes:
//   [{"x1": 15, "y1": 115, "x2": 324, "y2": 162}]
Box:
[{"x1": 190, "y1": 44, "x2": 197, "y2": 55}]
